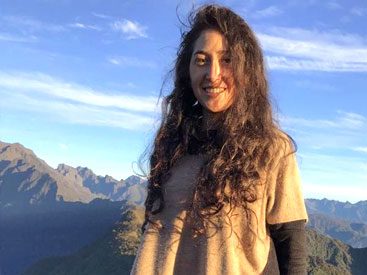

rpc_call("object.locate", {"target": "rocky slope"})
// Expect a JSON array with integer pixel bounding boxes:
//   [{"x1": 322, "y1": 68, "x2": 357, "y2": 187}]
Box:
[
  {"x1": 0, "y1": 141, "x2": 101, "y2": 206},
  {"x1": 0, "y1": 141, "x2": 146, "y2": 208},
  {"x1": 306, "y1": 198, "x2": 367, "y2": 223},
  {"x1": 306, "y1": 199, "x2": 367, "y2": 248}
]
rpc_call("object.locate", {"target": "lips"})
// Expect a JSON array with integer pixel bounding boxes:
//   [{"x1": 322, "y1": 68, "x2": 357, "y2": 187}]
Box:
[{"x1": 202, "y1": 87, "x2": 226, "y2": 94}]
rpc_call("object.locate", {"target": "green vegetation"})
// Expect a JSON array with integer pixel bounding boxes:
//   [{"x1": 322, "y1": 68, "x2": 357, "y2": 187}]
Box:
[
  {"x1": 23, "y1": 205, "x2": 144, "y2": 275},
  {"x1": 24, "y1": 209, "x2": 367, "y2": 275},
  {"x1": 307, "y1": 229, "x2": 352, "y2": 274}
]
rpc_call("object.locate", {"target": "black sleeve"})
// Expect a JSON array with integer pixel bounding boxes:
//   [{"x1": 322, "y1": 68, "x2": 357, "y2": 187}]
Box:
[{"x1": 269, "y1": 219, "x2": 307, "y2": 275}]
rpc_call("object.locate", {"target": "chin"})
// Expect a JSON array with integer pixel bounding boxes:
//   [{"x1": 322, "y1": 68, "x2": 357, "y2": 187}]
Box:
[{"x1": 202, "y1": 104, "x2": 227, "y2": 113}]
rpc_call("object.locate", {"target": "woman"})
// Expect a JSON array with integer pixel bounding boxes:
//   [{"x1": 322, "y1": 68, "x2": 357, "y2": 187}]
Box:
[{"x1": 132, "y1": 5, "x2": 308, "y2": 275}]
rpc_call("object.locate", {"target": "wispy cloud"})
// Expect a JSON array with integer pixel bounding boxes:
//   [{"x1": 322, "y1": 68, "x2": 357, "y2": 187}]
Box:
[
  {"x1": 69, "y1": 22, "x2": 101, "y2": 31},
  {"x1": 107, "y1": 56, "x2": 157, "y2": 68},
  {"x1": 257, "y1": 27, "x2": 367, "y2": 72},
  {"x1": 91, "y1": 12, "x2": 113, "y2": 20},
  {"x1": 260, "y1": 27, "x2": 367, "y2": 46},
  {"x1": 0, "y1": 71, "x2": 158, "y2": 112},
  {"x1": 300, "y1": 153, "x2": 367, "y2": 202},
  {"x1": 2, "y1": 15, "x2": 66, "y2": 32},
  {"x1": 0, "y1": 71, "x2": 159, "y2": 130},
  {"x1": 289, "y1": 111, "x2": 367, "y2": 203},
  {"x1": 352, "y1": 147, "x2": 367, "y2": 153},
  {"x1": 350, "y1": 7, "x2": 367, "y2": 16},
  {"x1": 326, "y1": 1, "x2": 342, "y2": 10},
  {"x1": 2, "y1": 92, "x2": 154, "y2": 130},
  {"x1": 266, "y1": 56, "x2": 367, "y2": 72},
  {"x1": 281, "y1": 111, "x2": 366, "y2": 130},
  {"x1": 1, "y1": 15, "x2": 103, "y2": 39},
  {"x1": 111, "y1": 19, "x2": 147, "y2": 39},
  {"x1": 280, "y1": 111, "x2": 367, "y2": 154},
  {"x1": 1, "y1": 14, "x2": 148, "y2": 43},
  {"x1": 0, "y1": 32, "x2": 37, "y2": 43},
  {"x1": 252, "y1": 6, "x2": 283, "y2": 19}
]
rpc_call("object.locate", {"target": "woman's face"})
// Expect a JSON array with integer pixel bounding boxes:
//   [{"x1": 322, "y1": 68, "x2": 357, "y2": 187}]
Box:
[{"x1": 189, "y1": 29, "x2": 235, "y2": 113}]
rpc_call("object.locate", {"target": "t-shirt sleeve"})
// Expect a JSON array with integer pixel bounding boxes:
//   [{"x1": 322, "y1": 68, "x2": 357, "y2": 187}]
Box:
[{"x1": 266, "y1": 147, "x2": 308, "y2": 225}]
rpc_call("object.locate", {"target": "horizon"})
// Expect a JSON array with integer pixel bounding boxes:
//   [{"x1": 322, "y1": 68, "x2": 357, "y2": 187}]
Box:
[{"x1": 0, "y1": 0, "x2": 366, "y2": 203}]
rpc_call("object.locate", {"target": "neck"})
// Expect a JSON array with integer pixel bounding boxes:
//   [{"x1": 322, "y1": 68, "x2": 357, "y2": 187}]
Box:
[{"x1": 202, "y1": 109, "x2": 221, "y2": 131}]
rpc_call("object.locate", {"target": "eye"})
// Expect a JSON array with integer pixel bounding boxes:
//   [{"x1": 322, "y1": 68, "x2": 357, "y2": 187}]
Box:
[
  {"x1": 194, "y1": 55, "x2": 207, "y2": 66},
  {"x1": 221, "y1": 56, "x2": 231, "y2": 65}
]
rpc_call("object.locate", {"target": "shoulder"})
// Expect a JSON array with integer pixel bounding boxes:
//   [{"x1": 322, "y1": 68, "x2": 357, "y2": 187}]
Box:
[
  {"x1": 266, "y1": 131, "x2": 308, "y2": 224},
  {"x1": 266, "y1": 130, "x2": 297, "y2": 172}
]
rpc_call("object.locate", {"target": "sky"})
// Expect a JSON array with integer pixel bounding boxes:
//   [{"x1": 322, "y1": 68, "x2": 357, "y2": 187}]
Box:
[{"x1": 0, "y1": 0, "x2": 366, "y2": 203}]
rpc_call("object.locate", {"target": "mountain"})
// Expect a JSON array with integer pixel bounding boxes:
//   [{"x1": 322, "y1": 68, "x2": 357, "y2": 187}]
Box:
[
  {"x1": 5, "y1": 141, "x2": 367, "y2": 274},
  {"x1": 24, "y1": 208, "x2": 367, "y2": 275},
  {"x1": 0, "y1": 199, "x2": 126, "y2": 275},
  {"x1": 57, "y1": 164, "x2": 147, "y2": 205},
  {"x1": 0, "y1": 141, "x2": 101, "y2": 207},
  {"x1": 23, "y1": 205, "x2": 144, "y2": 275},
  {"x1": 306, "y1": 198, "x2": 367, "y2": 223},
  {"x1": 0, "y1": 141, "x2": 147, "y2": 208},
  {"x1": 308, "y1": 212, "x2": 367, "y2": 248},
  {"x1": 306, "y1": 198, "x2": 367, "y2": 248},
  {"x1": 307, "y1": 229, "x2": 367, "y2": 274},
  {"x1": 0, "y1": 140, "x2": 147, "y2": 275}
]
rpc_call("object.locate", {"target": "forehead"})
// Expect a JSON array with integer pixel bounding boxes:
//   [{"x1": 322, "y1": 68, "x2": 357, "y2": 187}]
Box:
[{"x1": 192, "y1": 29, "x2": 228, "y2": 54}]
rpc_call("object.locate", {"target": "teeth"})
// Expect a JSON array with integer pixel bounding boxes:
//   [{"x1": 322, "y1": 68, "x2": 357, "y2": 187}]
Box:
[{"x1": 204, "y1": 88, "x2": 225, "y2": 93}]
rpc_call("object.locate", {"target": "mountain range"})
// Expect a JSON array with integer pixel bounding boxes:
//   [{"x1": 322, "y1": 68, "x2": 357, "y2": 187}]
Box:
[
  {"x1": 305, "y1": 199, "x2": 367, "y2": 248},
  {"x1": 23, "y1": 207, "x2": 367, "y2": 275},
  {"x1": 0, "y1": 140, "x2": 146, "y2": 275},
  {"x1": 0, "y1": 141, "x2": 146, "y2": 209},
  {"x1": 306, "y1": 198, "x2": 367, "y2": 223},
  {"x1": 1, "y1": 140, "x2": 367, "y2": 274}
]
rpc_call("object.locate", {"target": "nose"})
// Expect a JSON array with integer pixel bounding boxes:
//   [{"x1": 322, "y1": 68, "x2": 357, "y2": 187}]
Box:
[{"x1": 206, "y1": 59, "x2": 221, "y2": 81}]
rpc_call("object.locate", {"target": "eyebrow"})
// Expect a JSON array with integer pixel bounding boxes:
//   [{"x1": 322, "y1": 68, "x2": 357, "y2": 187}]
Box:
[{"x1": 193, "y1": 50, "x2": 229, "y2": 55}]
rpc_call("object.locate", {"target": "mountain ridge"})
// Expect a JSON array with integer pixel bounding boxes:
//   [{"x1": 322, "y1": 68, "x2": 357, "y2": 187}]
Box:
[{"x1": 0, "y1": 140, "x2": 146, "y2": 207}]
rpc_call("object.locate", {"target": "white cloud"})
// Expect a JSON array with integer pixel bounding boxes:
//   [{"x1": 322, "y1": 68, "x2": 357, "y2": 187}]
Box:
[
  {"x1": 2, "y1": 15, "x2": 102, "y2": 36},
  {"x1": 107, "y1": 56, "x2": 156, "y2": 68},
  {"x1": 352, "y1": 147, "x2": 367, "y2": 153},
  {"x1": 266, "y1": 56, "x2": 367, "y2": 72},
  {"x1": 260, "y1": 27, "x2": 367, "y2": 46},
  {"x1": 280, "y1": 111, "x2": 367, "y2": 153},
  {"x1": 111, "y1": 19, "x2": 147, "y2": 39},
  {"x1": 252, "y1": 6, "x2": 283, "y2": 18},
  {"x1": 91, "y1": 12, "x2": 113, "y2": 20},
  {"x1": 281, "y1": 111, "x2": 366, "y2": 130},
  {"x1": 69, "y1": 22, "x2": 101, "y2": 31},
  {"x1": 1, "y1": 91, "x2": 155, "y2": 130},
  {"x1": 0, "y1": 71, "x2": 161, "y2": 131},
  {"x1": 2, "y1": 15, "x2": 66, "y2": 32},
  {"x1": 0, "y1": 71, "x2": 159, "y2": 113},
  {"x1": 0, "y1": 32, "x2": 37, "y2": 43},
  {"x1": 257, "y1": 27, "x2": 367, "y2": 72},
  {"x1": 259, "y1": 33, "x2": 367, "y2": 62}
]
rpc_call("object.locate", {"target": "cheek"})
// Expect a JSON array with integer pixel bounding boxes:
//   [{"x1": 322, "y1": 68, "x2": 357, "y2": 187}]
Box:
[{"x1": 190, "y1": 67, "x2": 203, "y2": 89}]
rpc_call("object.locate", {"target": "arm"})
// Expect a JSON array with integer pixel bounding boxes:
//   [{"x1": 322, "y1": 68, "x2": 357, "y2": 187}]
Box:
[{"x1": 269, "y1": 220, "x2": 307, "y2": 275}]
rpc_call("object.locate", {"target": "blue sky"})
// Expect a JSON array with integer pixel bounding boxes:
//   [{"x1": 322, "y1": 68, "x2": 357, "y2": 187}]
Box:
[{"x1": 0, "y1": 0, "x2": 366, "y2": 202}]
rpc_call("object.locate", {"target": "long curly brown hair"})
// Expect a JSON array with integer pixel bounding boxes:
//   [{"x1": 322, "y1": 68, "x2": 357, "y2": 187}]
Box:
[{"x1": 142, "y1": 5, "x2": 294, "y2": 234}]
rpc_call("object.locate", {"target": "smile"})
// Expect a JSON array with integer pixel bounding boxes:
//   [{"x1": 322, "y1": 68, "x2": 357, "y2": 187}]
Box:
[{"x1": 203, "y1": 87, "x2": 226, "y2": 94}]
